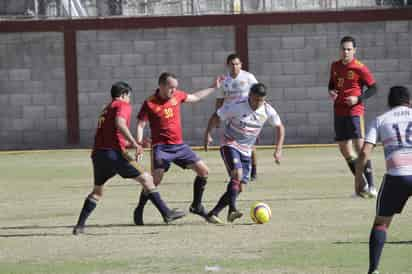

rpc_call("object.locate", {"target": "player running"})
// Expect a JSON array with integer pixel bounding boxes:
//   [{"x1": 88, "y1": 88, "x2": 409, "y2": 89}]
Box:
[
  {"x1": 133, "y1": 72, "x2": 220, "y2": 225},
  {"x1": 328, "y1": 36, "x2": 378, "y2": 197},
  {"x1": 204, "y1": 83, "x2": 285, "y2": 224},
  {"x1": 72, "y1": 81, "x2": 184, "y2": 235}
]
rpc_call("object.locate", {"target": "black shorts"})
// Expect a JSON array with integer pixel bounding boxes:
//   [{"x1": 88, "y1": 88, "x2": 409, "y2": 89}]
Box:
[
  {"x1": 334, "y1": 115, "x2": 364, "y2": 141},
  {"x1": 152, "y1": 144, "x2": 200, "y2": 172},
  {"x1": 376, "y1": 174, "x2": 412, "y2": 217},
  {"x1": 92, "y1": 149, "x2": 145, "y2": 186}
]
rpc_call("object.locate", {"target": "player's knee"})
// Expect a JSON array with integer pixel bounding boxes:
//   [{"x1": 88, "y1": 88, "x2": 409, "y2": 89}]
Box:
[{"x1": 89, "y1": 193, "x2": 101, "y2": 201}]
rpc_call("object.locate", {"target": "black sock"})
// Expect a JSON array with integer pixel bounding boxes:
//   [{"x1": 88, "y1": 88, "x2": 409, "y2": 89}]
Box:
[
  {"x1": 228, "y1": 180, "x2": 240, "y2": 212},
  {"x1": 136, "y1": 190, "x2": 149, "y2": 211},
  {"x1": 346, "y1": 157, "x2": 356, "y2": 175},
  {"x1": 192, "y1": 176, "x2": 207, "y2": 208},
  {"x1": 251, "y1": 165, "x2": 257, "y2": 177},
  {"x1": 147, "y1": 191, "x2": 171, "y2": 217},
  {"x1": 210, "y1": 192, "x2": 229, "y2": 216},
  {"x1": 369, "y1": 225, "x2": 387, "y2": 274},
  {"x1": 76, "y1": 195, "x2": 97, "y2": 227},
  {"x1": 364, "y1": 160, "x2": 374, "y2": 187}
]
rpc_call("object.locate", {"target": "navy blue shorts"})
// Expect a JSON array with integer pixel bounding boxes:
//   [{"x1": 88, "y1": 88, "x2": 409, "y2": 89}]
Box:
[
  {"x1": 152, "y1": 144, "x2": 200, "y2": 172},
  {"x1": 334, "y1": 115, "x2": 364, "y2": 141},
  {"x1": 220, "y1": 145, "x2": 251, "y2": 183},
  {"x1": 92, "y1": 149, "x2": 144, "y2": 186},
  {"x1": 376, "y1": 174, "x2": 412, "y2": 217}
]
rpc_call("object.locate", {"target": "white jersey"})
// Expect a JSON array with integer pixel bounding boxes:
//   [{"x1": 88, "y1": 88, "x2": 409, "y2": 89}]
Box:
[
  {"x1": 365, "y1": 106, "x2": 412, "y2": 176},
  {"x1": 218, "y1": 70, "x2": 258, "y2": 103},
  {"x1": 217, "y1": 99, "x2": 282, "y2": 156}
]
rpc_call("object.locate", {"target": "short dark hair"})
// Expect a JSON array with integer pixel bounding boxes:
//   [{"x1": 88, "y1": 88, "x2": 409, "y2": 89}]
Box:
[
  {"x1": 158, "y1": 72, "x2": 177, "y2": 86},
  {"x1": 226, "y1": 53, "x2": 241, "y2": 65},
  {"x1": 250, "y1": 83, "x2": 266, "y2": 97},
  {"x1": 111, "y1": 81, "x2": 131, "y2": 98},
  {"x1": 388, "y1": 86, "x2": 410, "y2": 108},
  {"x1": 340, "y1": 36, "x2": 356, "y2": 48}
]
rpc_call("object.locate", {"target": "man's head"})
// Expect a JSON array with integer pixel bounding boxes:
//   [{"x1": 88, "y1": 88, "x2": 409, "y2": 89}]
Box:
[
  {"x1": 111, "y1": 81, "x2": 132, "y2": 102},
  {"x1": 158, "y1": 72, "x2": 178, "y2": 99},
  {"x1": 340, "y1": 36, "x2": 356, "y2": 64},
  {"x1": 226, "y1": 53, "x2": 242, "y2": 76},
  {"x1": 249, "y1": 83, "x2": 267, "y2": 110},
  {"x1": 388, "y1": 86, "x2": 410, "y2": 108}
]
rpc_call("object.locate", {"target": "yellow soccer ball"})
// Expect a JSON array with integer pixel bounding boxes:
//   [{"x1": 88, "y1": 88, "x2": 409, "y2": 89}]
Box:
[{"x1": 250, "y1": 202, "x2": 272, "y2": 224}]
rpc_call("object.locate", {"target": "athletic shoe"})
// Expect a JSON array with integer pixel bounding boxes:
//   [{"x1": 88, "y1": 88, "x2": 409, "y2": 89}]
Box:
[
  {"x1": 370, "y1": 270, "x2": 379, "y2": 274},
  {"x1": 163, "y1": 209, "x2": 186, "y2": 224},
  {"x1": 189, "y1": 204, "x2": 208, "y2": 219},
  {"x1": 206, "y1": 213, "x2": 225, "y2": 225},
  {"x1": 72, "y1": 225, "x2": 85, "y2": 235},
  {"x1": 227, "y1": 210, "x2": 243, "y2": 223},
  {"x1": 133, "y1": 207, "x2": 144, "y2": 226},
  {"x1": 251, "y1": 174, "x2": 257, "y2": 181},
  {"x1": 367, "y1": 186, "x2": 378, "y2": 198}
]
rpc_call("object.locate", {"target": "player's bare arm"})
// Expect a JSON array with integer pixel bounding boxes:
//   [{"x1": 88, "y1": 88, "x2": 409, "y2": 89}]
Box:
[
  {"x1": 135, "y1": 119, "x2": 146, "y2": 160},
  {"x1": 185, "y1": 77, "x2": 221, "y2": 103},
  {"x1": 203, "y1": 113, "x2": 220, "y2": 152},
  {"x1": 354, "y1": 142, "x2": 374, "y2": 194},
  {"x1": 115, "y1": 117, "x2": 143, "y2": 159},
  {"x1": 274, "y1": 123, "x2": 285, "y2": 165}
]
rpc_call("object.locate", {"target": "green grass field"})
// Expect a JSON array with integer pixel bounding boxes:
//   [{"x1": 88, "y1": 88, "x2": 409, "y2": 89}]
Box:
[{"x1": 0, "y1": 147, "x2": 411, "y2": 274}]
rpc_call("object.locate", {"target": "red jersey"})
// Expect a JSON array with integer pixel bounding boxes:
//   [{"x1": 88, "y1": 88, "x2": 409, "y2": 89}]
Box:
[
  {"x1": 93, "y1": 99, "x2": 132, "y2": 152},
  {"x1": 137, "y1": 89, "x2": 188, "y2": 145},
  {"x1": 330, "y1": 58, "x2": 375, "y2": 116}
]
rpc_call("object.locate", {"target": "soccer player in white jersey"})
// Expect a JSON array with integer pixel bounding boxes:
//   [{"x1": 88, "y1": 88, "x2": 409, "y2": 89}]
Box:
[
  {"x1": 355, "y1": 86, "x2": 412, "y2": 274},
  {"x1": 205, "y1": 54, "x2": 260, "y2": 181},
  {"x1": 204, "y1": 83, "x2": 285, "y2": 224}
]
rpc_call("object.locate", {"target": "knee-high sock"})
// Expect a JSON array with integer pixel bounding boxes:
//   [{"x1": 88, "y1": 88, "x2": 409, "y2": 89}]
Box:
[
  {"x1": 209, "y1": 192, "x2": 229, "y2": 216},
  {"x1": 76, "y1": 195, "x2": 98, "y2": 227},
  {"x1": 136, "y1": 190, "x2": 149, "y2": 212},
  {"x1": 228, "y1": 179, "x2": 240, "y2": 212},
  {"x1": 345, "y1": 156, "x2": 356, "y2": 175},
  {"x1": 147, "y1": 190, "x2": 171, "y2": 217},
  {"x1": 364, "y1": 160, "x2": 374, "y2": 187},
  {"x1": 192, "y1": 176, "x2": 207, "y2": 208},
  {"x1": 369, "y1": 224, "x2": 387, "y2": 274}
]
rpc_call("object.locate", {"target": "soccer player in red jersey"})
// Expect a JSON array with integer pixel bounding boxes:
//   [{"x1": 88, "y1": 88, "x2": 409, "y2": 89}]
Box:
[
  {"x1": 72, "y1": 82, "x2": 184, "y2": 235},
  {"x1": 328, "y1": 36, "x2": 378, "y2": 197},
  {"x1": 134, "y1": 72, "x2": 220, "y2": 225}
]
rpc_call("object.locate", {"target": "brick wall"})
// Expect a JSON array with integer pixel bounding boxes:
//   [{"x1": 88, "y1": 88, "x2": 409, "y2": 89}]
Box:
[{"x1": 0, "y1": 32, "x2": 66, "y2": 150}]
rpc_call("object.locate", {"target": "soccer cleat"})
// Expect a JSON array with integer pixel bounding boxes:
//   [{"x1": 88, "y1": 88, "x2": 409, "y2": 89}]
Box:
[
  {"x1": 163, "y1": 209, "x2": 186, "y2": 224},
  {"x1": 367, "y1": 186, "x2": 378, "y2": 198},
  {"x1": 189, "y1": 204, "x2": 208, "y2": 219},
  {"x1": 250, "y1": 174, "x2": 257, "y2": 182},
  {"x1": 206, "y1": 213, "x2": 225, "y2": 225},
  {"x1": 133, "y1": 207, "x2": 144, "y2": 226},
  {"x1": 72, "y1": 225, "x2": 85, "y2": 235},
  {"x1": 227, "y1": 210, "x2": 243, "y2": 223},
  {"x1": 369, "y1": 270, "x2": 379, "y2": 274}
]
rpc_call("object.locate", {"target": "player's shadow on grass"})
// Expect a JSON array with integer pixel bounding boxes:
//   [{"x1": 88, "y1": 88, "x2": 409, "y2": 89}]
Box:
[{"x1": 333, "y1": 240, "x2": 412, "y2": 245}]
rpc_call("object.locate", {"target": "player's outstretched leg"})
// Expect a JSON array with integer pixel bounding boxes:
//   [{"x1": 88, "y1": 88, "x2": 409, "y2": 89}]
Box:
[
  {"x1": 189, "y1": 176, "x2": 208, "y2": 218},
  {"x1": 133, "y1": 190, "x2": 149, "y2": 225},
  {"x1": 73, "y1": 194, "x2": 98, "y2": 235},
  {"x1": 147, "y1": 190, "x2": 186, "y2": 224},
  {"x1": 227, "y1": 179, "x2": 242, "y2": 222}
]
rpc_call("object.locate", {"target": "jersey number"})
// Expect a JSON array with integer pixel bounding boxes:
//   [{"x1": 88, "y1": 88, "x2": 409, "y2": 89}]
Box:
[
  {"x1": 164, "y1": 108, "x2": 174, "y2": 119},
  {"x1": 392, "y1": 122, "x2": 412, "y2": 145}
]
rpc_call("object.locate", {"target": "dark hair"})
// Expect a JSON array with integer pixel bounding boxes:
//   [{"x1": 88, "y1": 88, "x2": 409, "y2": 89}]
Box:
[
  {"x1": 158, "y1": 72, "x2": 177, "y2": 86},
  {"x1": 340, "y1": 36, "x2": 356, "y2": 48},
  {"x1": 226, "y1": 53, "x2": 241, "y2": 65},
  {"x1": 111, "y1": 81, "x2": 131, "y2": 98},
  {"x1": 250, "y1": 83, "x2": 267, "y2": 97},
  {"x1": 388, "y1": 86, "x2": 410, "y2": 108}
]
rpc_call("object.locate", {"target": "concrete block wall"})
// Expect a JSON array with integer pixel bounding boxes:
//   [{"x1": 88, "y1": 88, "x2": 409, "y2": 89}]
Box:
[
  {"x1": 0, "y1": 32, "x2": 66, "y2": 150},
  {"x1": 76, "y1": 27, "x2": 234, "y2": 147},
  {"x1": 249, "y1": 21, "x2": 412, "y2": 144}
]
